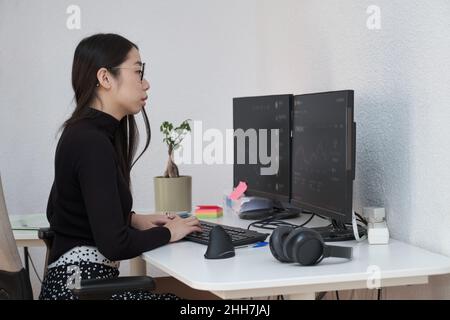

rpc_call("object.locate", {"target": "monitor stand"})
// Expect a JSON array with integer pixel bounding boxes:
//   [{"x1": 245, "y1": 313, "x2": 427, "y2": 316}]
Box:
[
  {"x1": 272, "y1": 202, "x2": 302, "y2": 220},
  {"x1": 238, "y1": 200, "x2": 301, "y2": 220},
  {"x1": 311, "y1": 219, "x2": 366, "y2": 242}
]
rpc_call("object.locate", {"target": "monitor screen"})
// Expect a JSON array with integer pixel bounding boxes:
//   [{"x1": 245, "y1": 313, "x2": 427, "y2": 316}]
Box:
[
  {"x1": 233, "y1": 94, "x2": 292, "y2": 203},
  {"x1": 291, "y1": 90, "x2": 355, "y2": 223}
]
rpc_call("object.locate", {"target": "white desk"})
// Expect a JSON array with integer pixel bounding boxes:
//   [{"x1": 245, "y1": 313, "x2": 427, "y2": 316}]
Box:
[
  {"x1": 10, "y1": 214, "x2": 49, "y2": 277},
  {"x1": 141, "y1": 213, "x2": 450, "y2": 299},
  {"x1": 11, "y1": 214, "x2": 48, "y2": 248}
]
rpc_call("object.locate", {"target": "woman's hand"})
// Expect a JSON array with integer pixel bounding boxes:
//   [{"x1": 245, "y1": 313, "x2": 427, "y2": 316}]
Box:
[
  {"x1": 131, "y1": 213, "x2": 174, "y2": 230},
  {"x1": 130, "y1": 213, "x2": 202, "y2": 242},
  {"x1": 164, "y1": 215, "x2": 202, "y2": 242}
]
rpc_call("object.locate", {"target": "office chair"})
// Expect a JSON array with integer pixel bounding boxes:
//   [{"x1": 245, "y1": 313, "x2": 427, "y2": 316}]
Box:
[{"x1": 0, "y1": 174, "x2": 155, "y2": 300}]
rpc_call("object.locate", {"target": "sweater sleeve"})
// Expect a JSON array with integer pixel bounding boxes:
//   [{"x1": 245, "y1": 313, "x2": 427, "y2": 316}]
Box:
[{"x1": 75, "y1": 132, "x2": 171, "y2": 261}]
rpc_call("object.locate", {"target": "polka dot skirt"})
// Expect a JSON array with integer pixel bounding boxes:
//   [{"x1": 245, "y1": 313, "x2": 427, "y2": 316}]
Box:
[
  {"x1": 39, "y1": 247, "x2": 180, "y2": 300},
  {"x1": 47, "y1": 246, "x2": 120, "y2": 269}
]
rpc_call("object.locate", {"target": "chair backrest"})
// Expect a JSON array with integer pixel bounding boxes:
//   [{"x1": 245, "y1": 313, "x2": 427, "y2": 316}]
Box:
[{"x1": 0, "y1": 174, "x2": 33, "y2": 299}]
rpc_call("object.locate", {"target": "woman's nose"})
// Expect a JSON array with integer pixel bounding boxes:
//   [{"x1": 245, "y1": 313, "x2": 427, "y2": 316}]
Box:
[{"x1": 142, "y1": 78, "x2": 150, "y2": 91}]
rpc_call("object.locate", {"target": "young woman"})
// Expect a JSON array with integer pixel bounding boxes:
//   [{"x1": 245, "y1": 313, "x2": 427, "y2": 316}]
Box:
[{"x1": 39, "y1": 33, "x2": 201, "y2": 300}]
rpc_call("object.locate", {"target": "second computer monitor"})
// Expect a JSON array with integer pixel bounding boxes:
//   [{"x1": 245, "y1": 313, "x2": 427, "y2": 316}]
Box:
[
  {"x1": 233, "y1": 94, "x2": 292, "y2": 203},
  {"x1": 291, "y1": 90, "x2": 355, "y2": 223}
]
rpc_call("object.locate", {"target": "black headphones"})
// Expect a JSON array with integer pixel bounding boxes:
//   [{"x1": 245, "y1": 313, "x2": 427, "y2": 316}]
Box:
[{"x1": 269, "y1": 226, "x2": 353, "y2": 266}]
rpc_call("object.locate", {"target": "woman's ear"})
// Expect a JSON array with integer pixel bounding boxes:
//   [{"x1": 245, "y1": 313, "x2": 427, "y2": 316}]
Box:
[{"x1": 96, "y1": 67, "x2": 112, "y2": 89}]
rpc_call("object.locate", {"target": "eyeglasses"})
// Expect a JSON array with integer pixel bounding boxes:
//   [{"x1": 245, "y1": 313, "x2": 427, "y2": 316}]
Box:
[{"x1": 108, "y1": 62, "x2": 146, "y2": 82}]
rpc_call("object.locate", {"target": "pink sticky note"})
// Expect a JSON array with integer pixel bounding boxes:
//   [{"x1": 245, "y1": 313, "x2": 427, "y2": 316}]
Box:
[
  {"x1": 229, "y1": 181, "x2": 247, "y2": 200},
  {"x1": 197, "y1": 205, "x2": 222, "y2": 210}
]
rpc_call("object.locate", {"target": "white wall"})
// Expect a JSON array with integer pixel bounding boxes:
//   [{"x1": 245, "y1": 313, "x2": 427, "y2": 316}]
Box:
[
  {"x1": 0, "y1": 0, "x2": 262, "y2": 297},
  {"x1": 255, "y1": 0, "x2": 450, "y2": 299},
  {"x1": 0, "y1": 0, "x2": 263, "y2": 217},
  {"x1": 1, "y1": 0, "x2": 449, "y2": 299}
]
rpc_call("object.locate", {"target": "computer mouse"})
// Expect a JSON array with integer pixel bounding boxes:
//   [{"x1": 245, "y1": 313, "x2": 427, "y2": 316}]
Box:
[{"x1": 204, "y1": 226, "x2": 235, "y2": 259}]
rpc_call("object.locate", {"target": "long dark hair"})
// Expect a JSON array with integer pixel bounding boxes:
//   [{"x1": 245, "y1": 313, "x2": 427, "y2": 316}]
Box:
[{"x1": 64, "y1": 33, "x2": 151, "y2": 187}]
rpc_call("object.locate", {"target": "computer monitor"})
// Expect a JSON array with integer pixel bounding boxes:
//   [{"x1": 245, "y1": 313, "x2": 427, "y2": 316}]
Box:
[
  {"x1": 233, "y1": 94, "x2": 297, "y2": 219},
  {"x1": 291, "y1": 90, "x2": 359, "y2": 240}
]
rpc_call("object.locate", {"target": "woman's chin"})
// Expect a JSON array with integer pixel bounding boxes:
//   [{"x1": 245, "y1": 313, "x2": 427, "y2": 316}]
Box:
[{"x1": 129, "y1": 105, "x2": 144, "y2": 115}]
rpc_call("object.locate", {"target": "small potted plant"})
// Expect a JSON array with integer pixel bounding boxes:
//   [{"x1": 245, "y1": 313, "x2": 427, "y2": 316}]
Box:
[{"x1": 154, "y1": 119, "x2": 192, "y2": 213}]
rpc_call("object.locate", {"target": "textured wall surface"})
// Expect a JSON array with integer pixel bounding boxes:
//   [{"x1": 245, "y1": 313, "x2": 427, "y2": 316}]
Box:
[
  {"x1": 1, "y1": 0, "x2": 449, "y2": 299},
  {"x1": 255, "y1": 0, "x2": 450, "y2": 299},
  {"x1": 255, "y1": 0, "x2": 450, "y2": 254}
]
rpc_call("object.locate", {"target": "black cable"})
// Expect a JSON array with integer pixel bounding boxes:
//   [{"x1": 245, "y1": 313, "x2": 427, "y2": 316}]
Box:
[
  {"x1": 314, "y1": 213, "x2": 328, "y2": 220},
  {"x1": 355, "y1": 212, "x2": 368, "y2": 225},
  {"x1": 248, "y1": 219, "x2": 298, "y2": 231},
  {"x1": 345, "y1": 221, "x2": 368, "y2": 233},
  {"x1": 335, "y1": 291, "x2": 340, "y2": 300},
  {"x1": 247, "y1": 214, "x2": 299, "y2": 230},
  {"x1": 247, "y1": 219, "x2": 267, "y2": 230},
  {"x1": 316, "y1": 292, "x2": 327, "y2": 300},
  {"x1": 299, "y1": 214, "x2": 315, "y2": 227},
  {"x1": 248, "y1": 210, "x2": 318, "y2": 231},
  {"x1": 301, "y1": 209, "x2": 327, "y2": 220},
  {"x1": 27, "y1": 251, "x2": 42, "y2": 283},
  {"x1": 246, "y1": 214, "x2": 279, "y2": 230},
  {"x1": 248, "y1": 210, "x2": 348, "y2": 235}
]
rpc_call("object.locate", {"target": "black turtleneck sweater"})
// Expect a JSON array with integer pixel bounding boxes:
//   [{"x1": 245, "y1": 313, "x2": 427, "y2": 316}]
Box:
[{"x1": 47, "y1": 107, "x2": 171, "y2": 264}]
